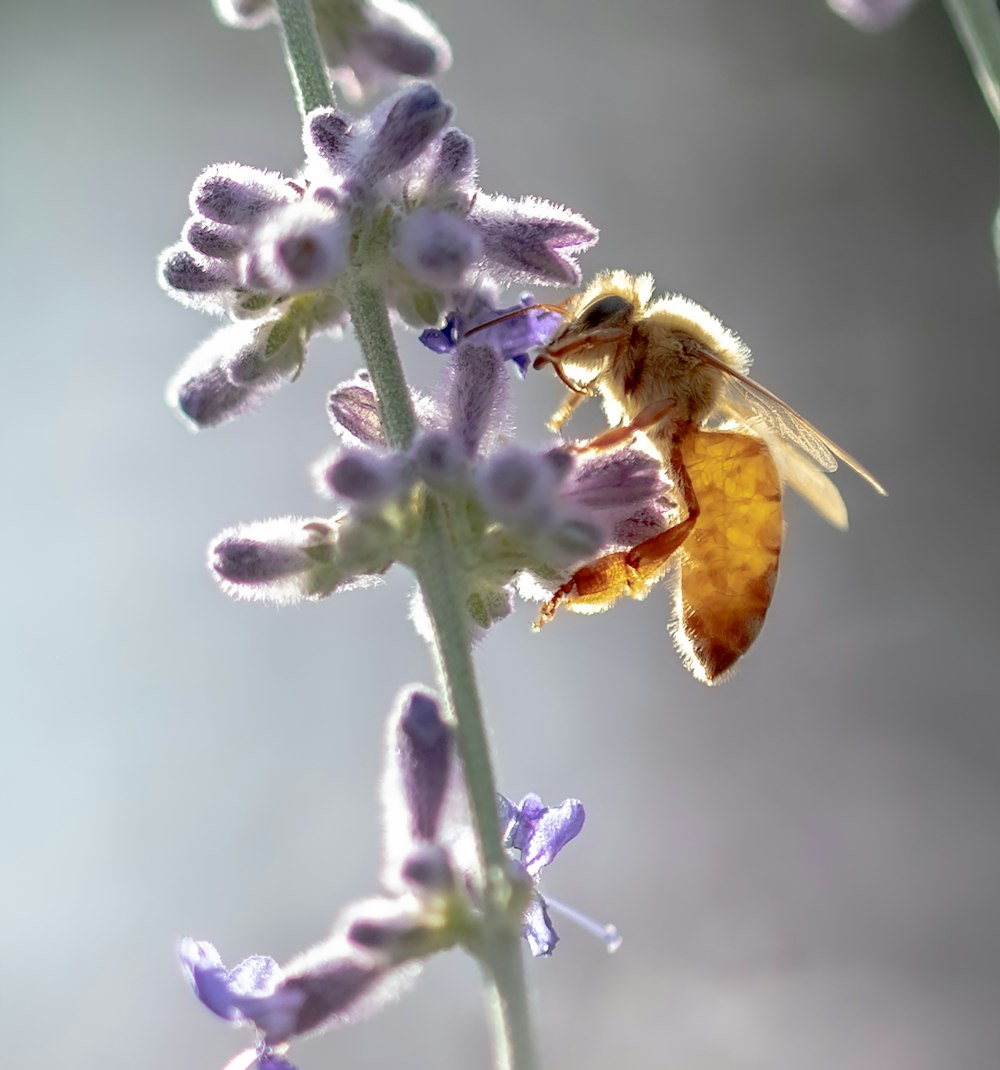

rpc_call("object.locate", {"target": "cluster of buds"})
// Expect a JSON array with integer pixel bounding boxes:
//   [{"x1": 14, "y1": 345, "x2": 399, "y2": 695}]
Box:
[
  {"x1": 159, "y1": 82, "x2": 598, "y2": 429},
  {"x1": 181, "y1": 689, "x2": 600, "y2": 1070},
  {"x1": 209, "y1": 315, "x2": 677, "y2": 634}
]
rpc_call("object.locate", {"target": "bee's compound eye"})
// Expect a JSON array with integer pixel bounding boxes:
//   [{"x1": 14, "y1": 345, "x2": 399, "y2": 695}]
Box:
[{"x1": 577, "y1": 294, "x2": 633, "y2": 331}]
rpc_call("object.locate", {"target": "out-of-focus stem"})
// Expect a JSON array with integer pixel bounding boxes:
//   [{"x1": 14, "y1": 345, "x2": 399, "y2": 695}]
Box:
[
  {"x1": 944, "y1": 0, "x2": 1000, "y2": 129},
  {"x1": 274, "y1": 0, "x2": 334, "y2": 114}
]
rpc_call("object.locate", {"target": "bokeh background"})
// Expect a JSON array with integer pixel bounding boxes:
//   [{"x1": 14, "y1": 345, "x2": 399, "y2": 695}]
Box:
[{"x1": 3, "y1": 1, "x2": 999, "y2": 1067}]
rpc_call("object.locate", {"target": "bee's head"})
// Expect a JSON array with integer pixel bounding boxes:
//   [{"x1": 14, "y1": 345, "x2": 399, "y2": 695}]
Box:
[{"x1": 533, "y1": 290, "x2": 635, "y2": 388}]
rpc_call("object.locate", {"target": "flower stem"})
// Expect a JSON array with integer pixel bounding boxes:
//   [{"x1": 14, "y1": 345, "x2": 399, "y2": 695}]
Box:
[
  {"x1": 347, "y1": 274, "x2": 419, "y2": 449},
  {"x1": 274, "y1": 0, "x2": 334, "y2": 115}
]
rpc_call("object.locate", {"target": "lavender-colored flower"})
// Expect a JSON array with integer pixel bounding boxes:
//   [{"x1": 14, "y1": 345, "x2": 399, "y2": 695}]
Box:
[
  {"x1": 419, "y1": 287, "x2": 562, "y2": 374},
  {"x1": 180, "y1": 940, "x2": 301, "y2": 1036},
  {"x1": 498, "y1": 793, "x2": 591, "y2": 957},
  {"x1": 827, "y1": 0, "x2": 917, "y2": 31},
  {"x1": 213, "y1": 0, "x2": 452, "y2": 102}
]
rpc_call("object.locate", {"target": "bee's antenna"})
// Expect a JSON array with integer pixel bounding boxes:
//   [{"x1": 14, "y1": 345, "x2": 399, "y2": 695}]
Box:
[{"x1": 464, "y1": 303, "x2": 567, "y2": 337}]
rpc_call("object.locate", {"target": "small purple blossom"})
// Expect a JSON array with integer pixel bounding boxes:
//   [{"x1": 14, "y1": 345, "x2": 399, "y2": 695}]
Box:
[
  {"x1": 180, "y1": 939, "x2": 297, "y2": 1032},
  {"x1": 419, "y1": 289, "x2": 562, "y2": 374},
  {"x1": 498, "y1": 793, "x2": 586, "y2": 956}
]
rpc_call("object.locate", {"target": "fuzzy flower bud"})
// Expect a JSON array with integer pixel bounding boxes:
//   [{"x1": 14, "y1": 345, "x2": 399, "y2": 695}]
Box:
[
  {"x1": 304, "y1": 107, "x2": 353, "y2": 165},
  {"x1": 382, "y1": 689, "x2": 455, "y2": 860},
  {"x1": 395, "y1": 209, "x2": 483, "y2": 289},
  {"x1": 468, "y1": 194, "x2": 599, "y2": 286},
  {"x1": 411, "y1": 430, "x2": 468, "y2": 490},
  {"x1": 167, "y1": 321, "x2": 278, "y2": 428},
  {"x1": 191, "y1": 163, "x2": 293, "y2": 225},
  {"x1": 475, "y1": 447, "x2": 565, "y2": 534},
  {"x1": 243, "y1": 204, "x2": 350, "y2": 293},
  {"x1": 355, "y1": 83, "x2": 453, "y2": 186},
  {"x1": 323, "y1": 449, "x2": 414, "y2": 506}
]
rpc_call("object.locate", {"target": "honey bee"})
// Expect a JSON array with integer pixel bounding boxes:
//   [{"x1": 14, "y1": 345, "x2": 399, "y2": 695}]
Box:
[{"x1": 525, "y1": 270, "x2": 886, "y2": 684}]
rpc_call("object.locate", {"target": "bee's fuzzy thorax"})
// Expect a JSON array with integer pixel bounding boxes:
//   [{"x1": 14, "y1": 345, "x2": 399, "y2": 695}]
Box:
[{"x1": 644, "y1": 291, "x2": 752, "y2": 376}]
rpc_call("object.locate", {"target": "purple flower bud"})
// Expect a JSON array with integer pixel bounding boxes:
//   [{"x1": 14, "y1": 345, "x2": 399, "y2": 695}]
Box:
[
  {"x1": 426, "y1": 128, "x2": 477, "y2": 193},
  {"x1": 159, "y1": 244, "x2": 236, "y2": 298},
  {"x1": 355, "y1": 0, "x2": 452, "y2": 78},
  {"x1": 304, "y1": 107, "x2": 353, "y2": 165},
  {"x1": 212, "y1": 535, "x2": 312, "y2": 585},
  {"x1": 209, "y1": 519, "x2": 338, "y2": 603},
  {"x1": 167, "y1": 322, "x2": 291, "y2": 429},
  {"x1": 183, "y1": 217, "x2": 247, "y2": 260},
  {"x1": 386, "y1": 688, "x2": 454, "y2": 845},
  {"x1": 563, "y1": 449, "x2": 664, "y2": 510},
  {"x1": 342, "y1": 895, "x2": 451, "y2": 964},
  {"x1": 411, "y1": 430, "x2": 467, "y2": 489},
  {"x1": 399, "y1": 844, "x2": 456, "y2": 893},
  {"x1": 270, "y1": 956, "x2": 383, "y2": 1042},
  {"x1": 828, "y1": 0, "x2": 916, "y2": 31},
  {"x1": 445, "y1": 343, "x2": 506, "y2": 457},
  {"x1": 476, "y1": 447, "x2": 563, "y2": 531},
  {"x1": 469, "y1": 193, "x2": 599, "y2": 286},
  {"x1": 172, "y1": 366, "x2": 253, "y2": 427},
  {"x1": 323, "y1": 449, "x2": 412, "y2": 505},
  {"x1": 328, "y1": 376, "x2": 387, "y2": 447},
  {"x1": 192, "y1": 163, "x2": 293, "y2": 225},
  {"x1": 395, "y1": 209, "x2": 482, "y2": 289},
  {"x1": 357, "y1": 83, "x2": 453, "y2": 186},
  {"x1": 246, "y1": 205, "x2": 350, "y2": 292}
]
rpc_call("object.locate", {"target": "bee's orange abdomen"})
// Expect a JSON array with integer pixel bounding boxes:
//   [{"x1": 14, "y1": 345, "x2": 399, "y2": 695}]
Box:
[{"x1": 674, "y1": 429, "x2": 783, "y2": 683}]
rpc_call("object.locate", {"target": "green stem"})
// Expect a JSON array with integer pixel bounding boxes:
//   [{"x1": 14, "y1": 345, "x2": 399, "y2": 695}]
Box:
[
  {"x1": 274, "y1": 0, "x2": 334, "y2": 115},
  {"x1": 943, "y1": 0, "x2": 1000, "y2": 130},
  {"x1": 347, "y1": 275, "x2": 418, "y2": 449}
]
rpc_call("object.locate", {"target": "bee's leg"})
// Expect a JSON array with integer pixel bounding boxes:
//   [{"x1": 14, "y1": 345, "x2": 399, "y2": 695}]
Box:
[
  {"x1": 535, "y1": 442, "x2": 700, "y2": 627},
  {"x1": 547, "y1": 389, "x2": 585, "y2": 434},
  {"x1": 568, "y1": 397, "x2": 677, "y2": 454}
]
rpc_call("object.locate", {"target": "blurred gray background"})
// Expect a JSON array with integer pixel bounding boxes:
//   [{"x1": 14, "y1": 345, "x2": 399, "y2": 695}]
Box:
[{"x1": 3, "y1": 1, "x2": 999, "y2": 1068}]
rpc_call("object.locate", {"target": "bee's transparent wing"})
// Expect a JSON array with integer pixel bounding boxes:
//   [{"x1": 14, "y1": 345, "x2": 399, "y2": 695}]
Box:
[{"x1": 696, "y1": 346, "x2": 887, "y2": 496}]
